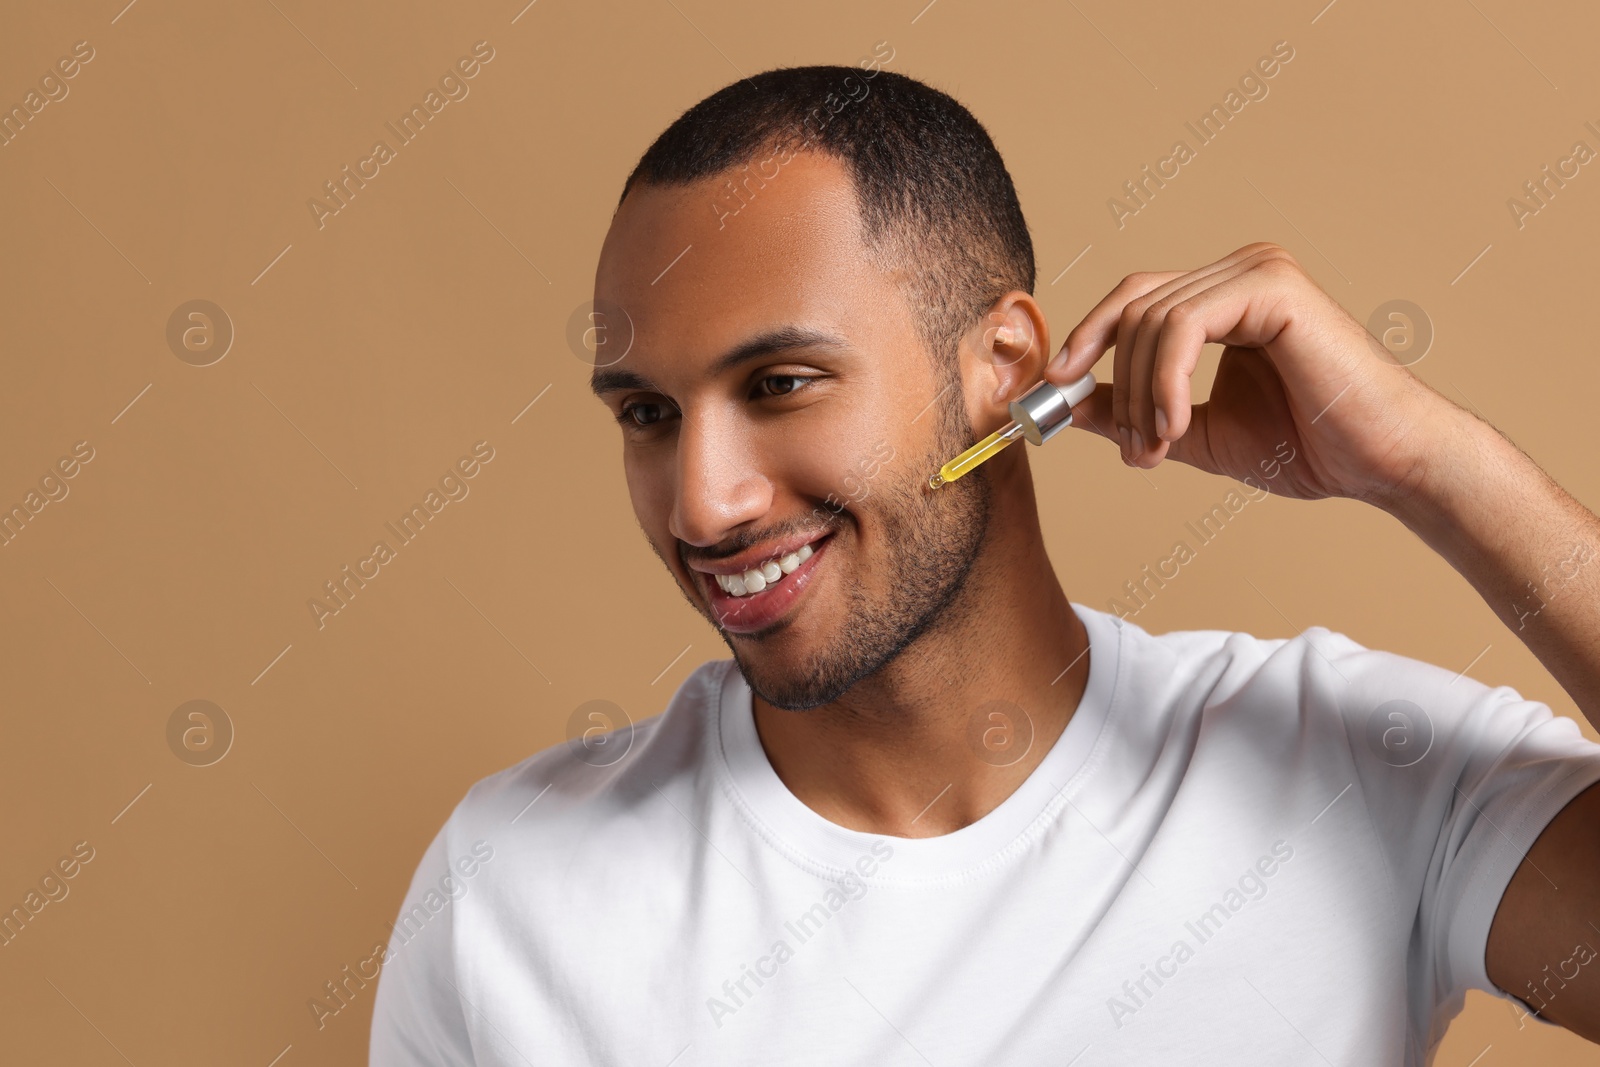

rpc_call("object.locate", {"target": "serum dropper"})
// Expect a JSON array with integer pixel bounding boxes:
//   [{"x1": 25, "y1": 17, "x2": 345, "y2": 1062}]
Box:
[{"x1": 928, "y1": 372, "x2": 1097, "y2": 489}]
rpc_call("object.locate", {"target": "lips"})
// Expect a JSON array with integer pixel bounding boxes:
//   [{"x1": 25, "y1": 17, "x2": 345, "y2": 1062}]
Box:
[{"x1": 701, "y1": 532, "x2": 832, "y2": 635}]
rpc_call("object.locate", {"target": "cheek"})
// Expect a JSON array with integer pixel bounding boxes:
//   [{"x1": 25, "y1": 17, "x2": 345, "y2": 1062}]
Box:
[
  {"x1": 624, "y1": 454, "x2": 675, "y2": 528},
  {"x1": 768, "y1": 429, "x2": 886, "y2": 509}
]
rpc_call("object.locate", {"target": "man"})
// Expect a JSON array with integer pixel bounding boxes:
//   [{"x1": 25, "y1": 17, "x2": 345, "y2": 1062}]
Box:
[{"x1": 370, "y1": 65, "x2": 1600, "y2": 1065}]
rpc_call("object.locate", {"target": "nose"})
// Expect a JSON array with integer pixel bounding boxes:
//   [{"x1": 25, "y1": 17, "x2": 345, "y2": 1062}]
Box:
[{"x1": 668, "y1": 408, "x2": 772, "y2": 549}]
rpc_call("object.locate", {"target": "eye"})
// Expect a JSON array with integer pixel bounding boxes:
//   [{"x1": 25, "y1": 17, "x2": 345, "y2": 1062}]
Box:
[
  {"x1": 616, "y1": 400, "x2": 674, "y2": 429},
  {"x1": 755, "y1": 374, "x2": 807, "y2": 398}
]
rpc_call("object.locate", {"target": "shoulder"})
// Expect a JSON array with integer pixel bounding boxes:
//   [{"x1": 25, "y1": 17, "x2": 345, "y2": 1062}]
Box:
[
  {"x1": 1091, "y1": 605, "x2": 1548, "y2": 754},
  {"x1": 1110, "y1": 606, "x2": 1454, "y2": 700},
  {"x1": 1089, "y1": 605, "x2": 1307, "y2": 714}
]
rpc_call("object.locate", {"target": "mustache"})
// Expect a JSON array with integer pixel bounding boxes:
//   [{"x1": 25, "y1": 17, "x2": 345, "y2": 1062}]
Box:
[{"x1": 680, "y1": 519, "x2": 842, "y2": 568}]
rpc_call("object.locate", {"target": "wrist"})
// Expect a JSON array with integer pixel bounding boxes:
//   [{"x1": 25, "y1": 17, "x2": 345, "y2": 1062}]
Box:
[{"x1": 1372, "y1": 396, "x2": 1500, "y2": 533}]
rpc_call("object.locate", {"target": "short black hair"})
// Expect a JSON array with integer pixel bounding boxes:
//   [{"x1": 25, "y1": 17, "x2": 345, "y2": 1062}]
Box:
[{"x1": 616, "y1": 65, "x2": 1036, "y2": 380}]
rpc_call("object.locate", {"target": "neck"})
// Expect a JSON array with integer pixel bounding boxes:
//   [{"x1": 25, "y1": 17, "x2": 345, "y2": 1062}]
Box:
[{"x1": 750, "y1": 450, "x2": 1090, "y2": 838}]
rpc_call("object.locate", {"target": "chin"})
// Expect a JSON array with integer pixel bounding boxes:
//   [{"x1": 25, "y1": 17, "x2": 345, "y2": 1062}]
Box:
[{"x1": 724, "y1": 623, "x2": 890, "y2": 713}]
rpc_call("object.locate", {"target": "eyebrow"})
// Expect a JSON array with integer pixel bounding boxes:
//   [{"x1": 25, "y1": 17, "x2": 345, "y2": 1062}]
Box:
[{"x1": 588, "y1": 324, "x2": 852, "y2": 397}]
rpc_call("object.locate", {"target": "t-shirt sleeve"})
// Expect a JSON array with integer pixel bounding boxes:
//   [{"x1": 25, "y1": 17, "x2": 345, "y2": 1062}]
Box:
[
  {"x1": 369, "y1": 817, "x2": 476, "y2": 1067},
  {"x1": 1422, "y1": 686, "x2": 1600, "y2": 1011},
  {"x1": 1323, "y1": 628, "x2": 1600, "y2": 1043}
]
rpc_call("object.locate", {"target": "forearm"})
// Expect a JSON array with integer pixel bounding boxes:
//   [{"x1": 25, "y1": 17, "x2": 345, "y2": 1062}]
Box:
[{"x1": 1381, "y1": 402, "x2": 1600, "y2": 721}]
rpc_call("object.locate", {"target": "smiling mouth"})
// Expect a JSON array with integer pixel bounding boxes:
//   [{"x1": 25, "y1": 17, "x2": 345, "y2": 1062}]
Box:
[
  {"x1": 699, "y1": 533, "x2": 834, "y2": 635},
  {"x1": 711, "y1": 542, "x2": 816, "y2": 597}
]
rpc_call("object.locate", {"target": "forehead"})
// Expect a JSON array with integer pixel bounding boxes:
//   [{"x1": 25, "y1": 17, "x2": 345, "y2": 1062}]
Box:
[{"x1": 592, "y1": 151, "x2": 910, "y2": 379}]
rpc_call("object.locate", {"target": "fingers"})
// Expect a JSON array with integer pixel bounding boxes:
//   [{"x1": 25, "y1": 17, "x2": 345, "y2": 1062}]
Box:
[
  {"x1": 1068, "y1": 381, "x2": 1215, "y2": 474},
  {"x1": 1060, "y1": 244, "x2": 1301, "y2": 465},
  {"x1": 1109, "y1": 273, "x2": 1203, "y2": 459},
  {"x1": 1047, "y1": 270, "x2": 1186, "y2": 385},
  {"x1": 1126, "y1": 253, "x2": 1269, "y2": 448},
  {"x1": 1055, "y1": 243, "x2": 1284, "y2": 383}
]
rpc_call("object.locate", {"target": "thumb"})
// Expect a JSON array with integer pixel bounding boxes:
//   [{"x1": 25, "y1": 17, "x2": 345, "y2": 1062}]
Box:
[
  {"x1": 1066, "y1": 385, "x2": 1220, "y2": 474},
  {"x1": 1065, "y1": 383, "x2": 1118, "y2": 444}
]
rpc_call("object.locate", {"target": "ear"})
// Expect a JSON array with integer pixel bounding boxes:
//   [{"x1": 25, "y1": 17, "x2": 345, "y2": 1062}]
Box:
[{"x1": 962, "y1": 291, "x2": 1052, "y2": 429}]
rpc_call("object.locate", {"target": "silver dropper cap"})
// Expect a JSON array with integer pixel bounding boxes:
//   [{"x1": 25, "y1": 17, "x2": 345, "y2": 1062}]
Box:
[{"x1": 1008, "y1": 372, "x2": 1097, "y2": 446}]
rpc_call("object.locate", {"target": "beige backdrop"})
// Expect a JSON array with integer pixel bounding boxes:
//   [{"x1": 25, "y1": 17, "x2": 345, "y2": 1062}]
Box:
[{"x1": 3, "y1": 0, "x2": 1598, "y2": 1062}]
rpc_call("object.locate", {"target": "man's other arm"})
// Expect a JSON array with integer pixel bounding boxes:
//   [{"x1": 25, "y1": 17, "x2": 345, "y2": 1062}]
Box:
[{"x1": 1385, "y1": 402, "x2": 1600, "y2": 1040}]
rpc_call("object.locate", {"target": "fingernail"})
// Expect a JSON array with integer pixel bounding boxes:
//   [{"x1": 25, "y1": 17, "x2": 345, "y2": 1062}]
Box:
[
  {"x1": 1048, "y1": 347, "x2": 1069, "y2": 373},
  {"x1": 1118, "y1": 424, "x2": 1131, "y2": 460},
  {"x1": 1130, "y1": 427, "x2": 1145, "y2": 457},
  {"x1": 1155, "y1": 407, "x2": 1169, "y2": 439}
]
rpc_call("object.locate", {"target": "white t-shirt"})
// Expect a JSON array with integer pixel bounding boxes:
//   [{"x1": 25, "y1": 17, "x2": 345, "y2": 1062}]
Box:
[{"x1": 370, "y1": 603, "x2": 1600, "y2": 1066}]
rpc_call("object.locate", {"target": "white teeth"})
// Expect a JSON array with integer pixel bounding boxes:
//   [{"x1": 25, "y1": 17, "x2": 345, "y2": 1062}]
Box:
[{"x1": 713, "y1": 540, "x2": 822, "y2": 598}]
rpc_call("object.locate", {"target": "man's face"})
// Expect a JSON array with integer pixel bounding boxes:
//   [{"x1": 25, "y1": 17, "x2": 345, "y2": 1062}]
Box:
[{"x1": 591, "y1": 151, "x2": 991, "y2": 710}]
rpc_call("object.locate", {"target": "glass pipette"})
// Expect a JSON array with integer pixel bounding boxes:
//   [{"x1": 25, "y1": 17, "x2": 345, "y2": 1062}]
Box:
[{"x1": 927, "y1": 372, "x2": 1096, "y2": 490}]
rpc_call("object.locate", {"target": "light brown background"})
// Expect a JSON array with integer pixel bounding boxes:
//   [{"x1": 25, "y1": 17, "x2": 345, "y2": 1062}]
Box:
[{"x1": 2, "y1": 0, "x2": 1597, "y2": 1062}]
